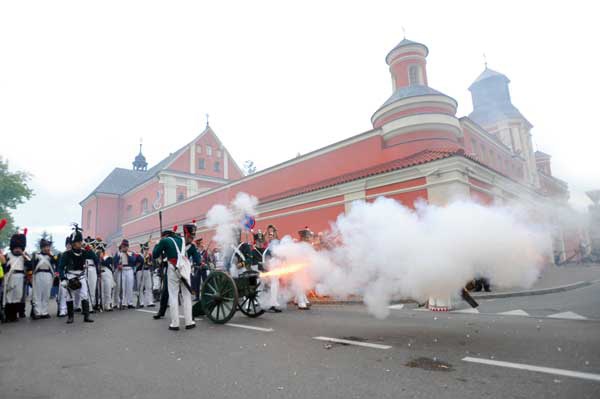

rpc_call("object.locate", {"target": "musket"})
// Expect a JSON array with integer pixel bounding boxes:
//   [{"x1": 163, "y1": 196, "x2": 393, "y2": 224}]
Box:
[
  {"x1": 97, "y1": 260, "x2": 103, "y2": 312},
  {"x1": 118, "y1": 260, "x2": 124, "y2": 310},
  {"x1": 29, "y1": 252, "x2": 37, "y2": 318},
  {"x1": 461, "y1": 288, "x2": 479, "y2": 308}
]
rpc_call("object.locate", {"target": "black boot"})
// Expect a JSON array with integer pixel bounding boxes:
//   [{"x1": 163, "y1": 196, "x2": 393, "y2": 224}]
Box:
[
  {"x1": 66, "y1": 301, "x2": 74, "y2": 324},
  {"x1": 6, "y1": 304, "x2": 18, "y2": 322},
  {"x1": 18, "y1": 302, "x2": 26, "y2": 318},
  {"x1": 82, "y1": 300, "x2": 94, "y2": 323}
]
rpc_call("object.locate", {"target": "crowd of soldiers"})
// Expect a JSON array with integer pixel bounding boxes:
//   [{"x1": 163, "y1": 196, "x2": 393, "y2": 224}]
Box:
[{"x1": 0, "y1": 219, "x2": 317, "y2": 330}]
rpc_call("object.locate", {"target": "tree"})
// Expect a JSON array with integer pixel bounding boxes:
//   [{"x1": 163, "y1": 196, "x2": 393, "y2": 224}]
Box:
[
  {"x1": 0, "y1": 157, "x2": 34, "y2": 248},
  {"x1": 243, "y1": 160, "x2": 257, "y2": 176},
  {"x1": 35, "y1": 230, "x2": 57, "y2": 254}
]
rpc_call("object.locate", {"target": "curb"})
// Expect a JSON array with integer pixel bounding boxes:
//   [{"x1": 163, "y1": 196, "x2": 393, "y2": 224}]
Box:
[
  {"x1": 470, "y1": 280, "x2": 596, "y2": 299},
  {"x1": 308, "y1": 279, "x2": 600, "y2": 305}
]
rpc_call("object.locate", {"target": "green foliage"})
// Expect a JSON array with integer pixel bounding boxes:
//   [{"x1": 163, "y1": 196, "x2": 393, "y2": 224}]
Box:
[{"x1": 0, "y1": 157, "x2": 33, "y2": 248}]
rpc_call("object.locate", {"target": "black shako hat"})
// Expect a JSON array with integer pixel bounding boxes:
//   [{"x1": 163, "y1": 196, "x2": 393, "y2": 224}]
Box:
[
  {"x1": 183, "y1": 224, "x2": 197, "y2": 238},
  {"x1": 10, "y1": 232, "x2": 27, "y2": 251},
  {"x1": 69, "y1": 224, "x2": 83, "y2": 243}
]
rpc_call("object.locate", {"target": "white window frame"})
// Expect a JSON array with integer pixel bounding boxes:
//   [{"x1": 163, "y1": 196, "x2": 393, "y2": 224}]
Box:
[{"x1": 408, "y1": 64, "x2": 420, "y2": 86}]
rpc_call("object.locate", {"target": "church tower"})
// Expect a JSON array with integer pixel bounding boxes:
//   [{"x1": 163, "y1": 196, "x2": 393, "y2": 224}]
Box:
[
  {"x1": 468, "y1": 67, "x2": 539, "y2": 187},
  {"x1": 371, "y1": 38, "x2": 462, "y2": 154},
  {"x1": 132, "y1": 141, "x2": 148, "y2": 171}
]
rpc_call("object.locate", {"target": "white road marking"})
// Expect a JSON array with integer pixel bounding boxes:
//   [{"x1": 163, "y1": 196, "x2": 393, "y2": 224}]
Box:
[
  {"x1": 135, "y1": 309, "x2": 198, "y2": 320},
  {"x1": 547, "y1": 311, "x2": 588, "y2": 320},
  {"x1": 498, "y1": 309, "x2": 529, "y2": 316},
  {"x1": 226, "y1": 323, "x2": 273, "y2": 332},
  {"x1": 453, "y1": 308, "x2": 480, "y2": 314},
  {"x1": 136, "y1": 309, "x2": 158, "y2": 314},
  {"x1": 462, "y1": 357, "x2": 600, "y2": 382},
  {"x1": 313, "y1": 336, "x2": 392, "y2": 350},
  {"x1": 388, "y1": 304, "x2": 404, "y2": 310}
]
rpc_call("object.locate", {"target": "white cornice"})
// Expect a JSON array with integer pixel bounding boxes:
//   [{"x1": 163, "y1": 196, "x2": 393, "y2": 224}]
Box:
[
  {"x1": 371, "y1": 95, "x2": 456, "y2": 124},
  {"x1": 386, "y1": 44, "x2": 428, "y2": 64},
  {"x1": 381, "y1": 113, "x2": 463, "y2": 140},
  {"x1": 158, "y1": 170, "x2": 228, "y2": 184},
  {"x1": 372, "y1": 95, "x2": 458, "y2": 124}
]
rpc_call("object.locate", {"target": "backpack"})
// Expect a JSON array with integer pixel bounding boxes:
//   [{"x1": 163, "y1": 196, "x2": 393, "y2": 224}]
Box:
[{"x1": 168, "y1": 237, "x2": 192, "y2": 278}]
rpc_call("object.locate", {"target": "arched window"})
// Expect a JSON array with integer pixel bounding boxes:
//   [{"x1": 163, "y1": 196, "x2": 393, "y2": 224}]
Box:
[
  {"x1": 177, "y1": 192, "x2": 185, "y2": 202},
  {"x1": 141, "y1": 198, "x2": 148, "y2": 214},
  {"x1": 213, "y1": 161, "x2": 220, "y2": 172},
  {"x1": 198, "y1": 158, "x2": 205, "y2": 169},
  {"x1": 408, "y1": 65, "x2": 420, "y2": 86}
]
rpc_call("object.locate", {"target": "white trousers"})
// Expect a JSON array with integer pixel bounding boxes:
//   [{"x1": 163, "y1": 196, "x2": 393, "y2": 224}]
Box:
[
  {"x1": 266, "y1": 277, "x2": 281, "y2": 308},
  {"x1": 136, "y1": 270, "x2": 154, "y2": 306},
  {"x1": 58, "y1": 285, "x2": 68, "y2": 315},
  {"x1": 32, "y1": 271, "x2": 53, "y2": 316},
  {"x1": 85, "y1": 266, "x2": 98, "y2": 306},
  {"x1": 115, "y1": 267, "x2": 135, "y2": 306},
  {"x1": 167, "y1": 264, "x2": 193, "y2": 328},
  {"x1": 66, "y1": 272, "x2": 89, "y2": 303},
  {"x1": 100, "y1": 268, "x2": 114, "y2": 309},
  {"x1": 296, "y1": 293, "x2": 309, "y2": 308},
  {"x1": 4, "y1": 272, "x2": 25, "y2": 304},
  {"x1": 113, "y1": 270, "x2": 121, "y2": 306}
]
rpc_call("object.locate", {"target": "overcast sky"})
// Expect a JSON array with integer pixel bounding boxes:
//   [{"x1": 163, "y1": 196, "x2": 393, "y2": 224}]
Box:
[{"x1": 1, "y1": 1, "x2": 598, "y2": 248}]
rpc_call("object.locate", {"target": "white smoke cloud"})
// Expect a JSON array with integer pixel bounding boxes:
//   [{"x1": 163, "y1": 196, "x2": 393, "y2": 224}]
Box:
[
  {"x1": 269, "y1": 197, "x2": 552, "y2": 319},
  {"x1": 205, "y1": 192, "x2": 258, "y2": 252}
]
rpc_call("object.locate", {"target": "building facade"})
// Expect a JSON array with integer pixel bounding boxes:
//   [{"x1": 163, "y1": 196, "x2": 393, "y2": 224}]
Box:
[{"x1": 81, "y1": 37, "x2": 579, "y2": 261}]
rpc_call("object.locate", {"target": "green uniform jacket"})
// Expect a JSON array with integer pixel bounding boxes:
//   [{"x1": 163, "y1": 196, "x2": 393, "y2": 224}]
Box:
[
  {"x1": 152, "y1": 235, "x2": 184, "y2": 262},
  {"x1": 58, "y1": 249, "x2": 97, "y2": 278}
]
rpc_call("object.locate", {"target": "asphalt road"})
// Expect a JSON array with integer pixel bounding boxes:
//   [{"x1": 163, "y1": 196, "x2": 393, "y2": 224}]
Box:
[{"x1": 1, "y1": 284, "x2": 599, "y2": 399}]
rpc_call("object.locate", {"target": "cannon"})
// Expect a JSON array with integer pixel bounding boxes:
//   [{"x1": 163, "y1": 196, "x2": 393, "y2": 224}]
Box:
[{"x1": 192, "y1": 242, "x2": 265, "y2": 324}]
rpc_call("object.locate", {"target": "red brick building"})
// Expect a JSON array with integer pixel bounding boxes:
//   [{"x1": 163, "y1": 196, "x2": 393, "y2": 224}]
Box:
[{"x1": 81, "y1": 37, "x2": 577, "y2": 261}]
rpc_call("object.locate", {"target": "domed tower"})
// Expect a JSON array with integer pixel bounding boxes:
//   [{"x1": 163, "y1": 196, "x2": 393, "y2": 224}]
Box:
[
  {"x1": 468, "y1": 66, "x2": 538, "y2": 187},
  {"x1": 371, "y1": 38, "x2": 462, "y2": 152},
  {"x1": 133, "y1": 141, "x2": 148, "y2": 171}
]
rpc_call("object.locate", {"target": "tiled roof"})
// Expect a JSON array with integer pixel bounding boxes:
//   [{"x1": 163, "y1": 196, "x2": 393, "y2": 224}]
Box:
[
  {"x1": 469, "y1": 67, "x2": 509, "y2": 89},
  {"x1": 381, "y1": 85, "x2": 447, "y2": 107},
  {"x1": 91, "y1": 168, "x2": 148, "y2": 195},
  {"x1": 260, "y1": 148, "x2": 466, "y2": 203},
  {"x1": 386, "y1": 38, "x2": 429, "y2": 62}
]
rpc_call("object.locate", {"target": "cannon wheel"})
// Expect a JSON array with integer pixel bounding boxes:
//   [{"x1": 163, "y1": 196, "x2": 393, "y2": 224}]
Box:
[
  {"x1": 238, "y1": 279, "x2": 265, "y2": 318},
  {"x1": 200, "y1": 271, "x2": 238, "y2": 324}
]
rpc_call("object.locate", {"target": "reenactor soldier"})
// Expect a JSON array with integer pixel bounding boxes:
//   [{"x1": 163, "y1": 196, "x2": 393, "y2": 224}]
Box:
[
  {"x1": 251, "y1": 230, "x2": 267, "y2": 271},
  {"x1": 1, "y1": 229, "x2": 32, "y2": 322},
  {"x1": 83, "y1": 237, "x2": 99, "y2": 312},
  {"x1": 136, "y1": 241, "x2": 155, "y2": 308},
  {"x1": 58, "y1": 225, "x2": 96, "y2": 323},
  {"x1": 264, "y1": 225, "x2": 282, "y2": 313},
  {"x1": 113, "y1": 239, "x2": 136, "y2": 309},
  {"x1": 30, "y1": 238, "x2": 57, "y2": 319},
  {"x1": 96, "y1": 242, "x2": 114, "y2": 311},
  {"x1": 152, "y1": 226, "x2": 195, "y2": 331},
  {"x1": 295, "y1": 226, "x2": 314, "y2": 310},
  {"x1": 192, "y1": 238, "x2": 210, "y2": 302}
]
